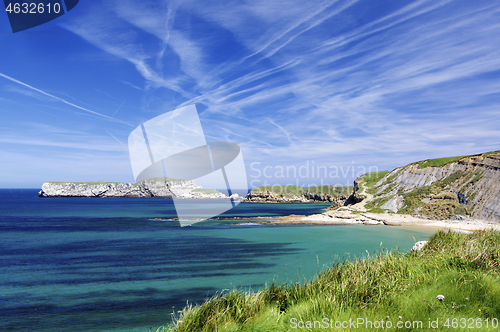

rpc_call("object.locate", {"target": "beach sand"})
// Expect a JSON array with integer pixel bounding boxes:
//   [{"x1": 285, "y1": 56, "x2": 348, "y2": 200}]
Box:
[{"x1": 247, "y1": 208, "x2": 500, "y2": 232}]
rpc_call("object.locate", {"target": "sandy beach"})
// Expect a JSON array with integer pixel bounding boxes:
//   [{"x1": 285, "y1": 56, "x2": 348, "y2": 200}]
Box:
[
  {"x1": 244, "y1": 208, "x2": 500, "y2": 232},
  {"x1": 250, "y1": 187, "x2": 500, "y2": 232}
]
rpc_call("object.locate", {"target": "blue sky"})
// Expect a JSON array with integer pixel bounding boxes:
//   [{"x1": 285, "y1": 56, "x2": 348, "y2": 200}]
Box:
[{"x1": 1, "y1": 0, "x2": 500, "y2": 188}]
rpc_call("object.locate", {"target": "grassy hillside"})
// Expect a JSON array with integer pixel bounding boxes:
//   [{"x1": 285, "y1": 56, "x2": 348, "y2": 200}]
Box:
[
  {"x1": 355, "y1": 171, "x2": 389, "y2": 194},
  {"x1": 251, "y1": 185, "x2": 353, "y2": 198},
  {"x1": 415, "y1": 150, "x2": 500, "y2": 169},
  {"x1": 157, "y1": 230, "x2": 500, "y2": 331},
  {"x1": 354, "y1": 151, "x2": 500, "y2": 220}
]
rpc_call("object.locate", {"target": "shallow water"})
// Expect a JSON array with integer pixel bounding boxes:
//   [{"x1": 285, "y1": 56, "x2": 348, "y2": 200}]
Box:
[{"x1": 0, "y1": 189, "x2": 435, "y2": 331}]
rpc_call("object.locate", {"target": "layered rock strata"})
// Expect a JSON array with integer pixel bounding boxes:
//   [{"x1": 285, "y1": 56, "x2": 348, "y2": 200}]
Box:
[
  {"x1": 350, "y1": 152, "x2": 500, "y2": 221},
  {"x1": 38, "y1": 178, "x2": 227, "y2": 199}
]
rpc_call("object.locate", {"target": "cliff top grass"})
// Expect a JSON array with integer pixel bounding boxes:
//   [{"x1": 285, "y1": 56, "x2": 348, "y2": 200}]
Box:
[
  {"x1": 158, "y1": 229, "x2": 500, "y2": 332},
  {"x1": 417, "y1": 156, "x2": 466, "y2": 169},
  {"x1": 46, "y1": 177, "x2": 183, "y2": 186},
  {"x1": 483, "y1": 150, "x2": 500, "y2": 157},
  {"x1": 192, "y1": 188, "x2": 221, "y2": 195},
  {"x1": 251, "y1": 185, "x2": 353, "y2": 198},
  {"x1": 415, "y1": 150, "x2": 500, "y2": 169},
  {"x1": 47, "y1": 181, "x2": 126, "y2": 185}
]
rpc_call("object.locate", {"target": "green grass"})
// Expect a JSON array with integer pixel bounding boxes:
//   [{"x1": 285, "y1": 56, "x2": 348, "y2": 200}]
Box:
[
  {"x1": 483, "y1": 150, "x2": 500, "y2": 158},
  {"x1": 417, "y1": 156, "x2": 466, "y2": 169},
  {"x1": 158, "y1": 230, "x2": 500, "y2": 332},
  {"x1": 357, "y1": 171, "x2": 389, "y2": 194},
  {"x1": 403, "y1": 150, "x2": 500, "y2": 170},
  {"x1": 192, "y1": 188, "x2": 221, "y2": 195},
  {"x1": 365, "y1": 196, "x2": 392, "y2": 211},
  {"x1": 47, "y1": 179, "x2": 187, "y2": 187},
  {"x1": 47, "y1": 181, "x2": 126, "y2": 185},
  {"x1": 383, "y1": 168, "x2": 403, "y2": 185},
  {"x1": 378, "y1": 183, "x2": 397, "y2": 196},
  {"x1": 433, "y1": 171, "x2": 463, "y2": 191},
  {"x1": 470, "y1": 172, "x2": 484, "y2": 186},
  {"x1": 47, "y1": 177, "x2": 183, "y2": 186},
  {"x1": 251, "y1": 185, "x2": 353, "y2": 198}
]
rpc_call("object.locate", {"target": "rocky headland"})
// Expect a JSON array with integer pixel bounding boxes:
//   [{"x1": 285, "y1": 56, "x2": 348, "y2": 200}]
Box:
[
  {"x1": 348, "y1": 150, "x2": 500, "y2": 222},
  {"x1": 259, "y1": 150, "x2": 500, "y2": 230},
  {"x1": 243, "y1": 184, "x2": 352, "y2": 206},
  {"x1": 39, "y1": 180, "x2": 350, "y2": 205},
  {"x1": 38, "y1": 178, "x2": 231, "y2": 199},
  {"x1": 244, "y1": 189, "x2": 348, "y2": 205}
]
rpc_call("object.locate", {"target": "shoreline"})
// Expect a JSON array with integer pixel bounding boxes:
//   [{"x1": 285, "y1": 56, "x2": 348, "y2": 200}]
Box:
[
  {"x1": 152, "y1": 209, "x2": 499, "y2": 232},
  {"x1": 242, "y1": 209, "x2": 500, "y2": 232}
]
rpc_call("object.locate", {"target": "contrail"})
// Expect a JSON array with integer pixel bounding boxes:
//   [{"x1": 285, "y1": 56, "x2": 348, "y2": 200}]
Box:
[
  {"x1": 0, "y1": 72, "x2": 119, "y2": 122},
  {"x1": 106, "y1": 129, "x2": 126, "y2": 146},
  {"x1": 113, "y1": 100, "x2": 125, "y2": 116}
]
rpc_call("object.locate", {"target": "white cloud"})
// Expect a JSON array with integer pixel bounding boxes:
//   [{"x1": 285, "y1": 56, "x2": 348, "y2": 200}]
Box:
[
  {"x1": 57, "y1": 0, "x2": 500, "y2": 184},
  {"x1": 0, "y1": 72, "x2": 127, "y2": 123}
]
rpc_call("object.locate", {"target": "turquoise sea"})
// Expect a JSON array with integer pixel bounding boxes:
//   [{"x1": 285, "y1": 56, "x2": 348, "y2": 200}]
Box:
[{"x1": 0, "y1": 189, "x2": 436, "y2": 331}]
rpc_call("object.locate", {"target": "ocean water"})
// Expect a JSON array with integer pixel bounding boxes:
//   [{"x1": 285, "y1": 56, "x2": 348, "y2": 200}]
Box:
[{"x1": 0, "y1": 189, "x2": 436, "y2": 331}]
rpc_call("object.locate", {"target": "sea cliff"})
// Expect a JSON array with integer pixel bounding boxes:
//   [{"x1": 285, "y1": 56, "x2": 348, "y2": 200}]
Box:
[
  {"x1": 243, "y1": 185, "x2": 352, "y2": 205},
  {"x1": 38, "y1": 178, "x2": 229, "y2": 199},
  {"x1": 351, "y1": 151, "x2": 500, "y2": 221}
]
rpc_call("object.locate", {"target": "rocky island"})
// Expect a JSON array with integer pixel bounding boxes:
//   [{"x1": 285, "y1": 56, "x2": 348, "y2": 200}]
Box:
[
  {"x1": 38, "y1": 177, "x2": 231, "y2": 199},
  {"x1": 38, "y1": 179, "x2": 351, "y2": 203}
]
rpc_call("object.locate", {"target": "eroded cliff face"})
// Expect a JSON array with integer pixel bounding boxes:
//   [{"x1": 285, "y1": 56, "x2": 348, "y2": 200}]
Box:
[
  {"x1": 244, "y1": 190, "x2": 348, "y2": 204},
  {"x1": 357, "y1": 152, "x2": 500, "y2": 221},
  {"x1": 38, "y1": 178, "x2": 228, "y2": 199}
]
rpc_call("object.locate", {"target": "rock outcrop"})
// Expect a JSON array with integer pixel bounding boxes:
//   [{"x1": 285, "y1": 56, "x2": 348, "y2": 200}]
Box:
[
  {"x1": 38, "y1": 178, "x2": 228, "y2": 199},
  {"x1": 380, "y1": 195, "x2": 404, "y2": 213},
  {"x1": 410, "y1": 241, "x2": 428, "y2": 253},
  {"x1": 351, "y1": 151, "x2": 500, "y2": 221},
  {"x1": 244, "y1": 190, "x2": 348, "y2": 204}
]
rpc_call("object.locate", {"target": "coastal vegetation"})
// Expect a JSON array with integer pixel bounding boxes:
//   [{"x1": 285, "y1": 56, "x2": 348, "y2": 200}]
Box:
[
  {"x1": 351, "y1": 151, "x2": 500, "y2": 220},
  {"x1": 192, "y1": 188, "x2": 221, "y2": 195},
  {"x1": 47, "y1": 181, "x2": 128, "y2": 186},
  {"x1": 250, "y1": 185, "x2": 353, "y2": 198},
  {"x1": 413, "y1": 150, "x2": 500, "y2": 169},
  {"x1": 159, "y1": 230, "x2": 500, "y2": 331},
  {"x1": 416, "y1": 156, "x2": 466, "y2": 169},
  {"x1": 355, "y1": 171, "x2": 389, "y2": 194}
]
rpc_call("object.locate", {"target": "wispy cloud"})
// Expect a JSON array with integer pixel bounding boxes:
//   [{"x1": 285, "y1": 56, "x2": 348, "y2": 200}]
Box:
[
  {"x1": 119, "y1": 80, "x2": 144, "y2": 91},
  {"x1": 61, "y1": 6, "x2": 192, "y2": 99},
  {"x1": 0, "y1": 72, "x2": 131, "y2": 125},
  {"x1": 0, "y1": 122, "x2": 128, "y2": 152},
  {"x1": 55, "y1": 0, "x2": 500, "y2": 183},
  {"x1": 244, "y1": 0, "x2": 361, "y2": 60}
]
